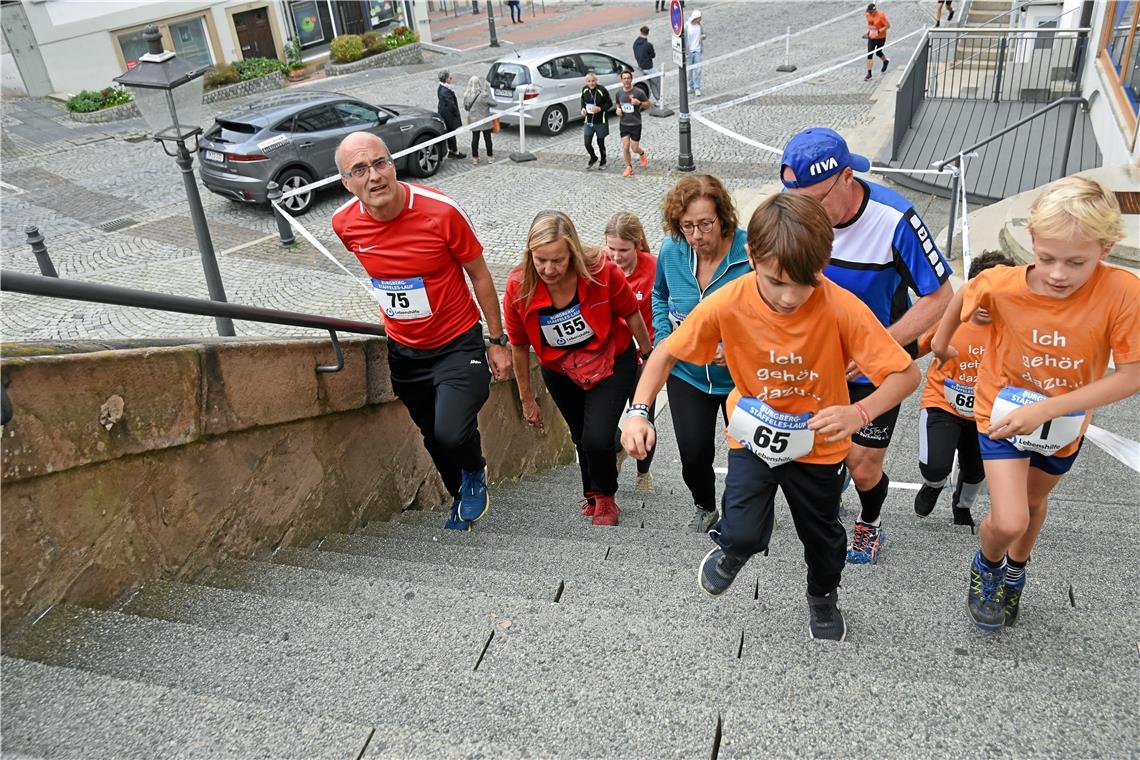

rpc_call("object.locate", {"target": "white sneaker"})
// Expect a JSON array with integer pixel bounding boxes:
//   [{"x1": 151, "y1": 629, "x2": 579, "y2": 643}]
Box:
[
  {"x1": 472, "y1": 157, "x2": 480, "y2": 165},
  {"x1": 486, "y1": 156, "x2": 495, "y2": 164},
  {"x1": 694, "y1": 88, "x2": 702, "y2": 96}
]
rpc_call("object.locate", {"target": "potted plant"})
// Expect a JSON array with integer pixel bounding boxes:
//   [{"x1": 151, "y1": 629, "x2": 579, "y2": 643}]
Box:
[{"x1": 286, "y1": 37, "x2": 305, "y2": 81}]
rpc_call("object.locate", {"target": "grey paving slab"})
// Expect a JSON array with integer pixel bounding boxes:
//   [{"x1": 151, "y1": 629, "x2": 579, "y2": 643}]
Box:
[{"x1": 0, "y1": 656, "x2": 372, "y2": 760}]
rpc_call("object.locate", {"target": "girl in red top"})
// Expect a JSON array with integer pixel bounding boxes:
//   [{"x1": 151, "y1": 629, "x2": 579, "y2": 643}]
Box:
[
  {"x1": 604, "y1": 211, "x2": 658, "y2": 493},
  {"x1": 504, "y1": 211, "x2": 653, "y2": 526},
  {"x1": 932, "y1": 177, "x2": 1139, "y2": 631}
]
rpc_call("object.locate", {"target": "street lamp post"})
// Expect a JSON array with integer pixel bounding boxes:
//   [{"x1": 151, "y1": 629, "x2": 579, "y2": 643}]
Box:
[{"x1": 114, "y1": 25, "x2": 235, "y2": 337}]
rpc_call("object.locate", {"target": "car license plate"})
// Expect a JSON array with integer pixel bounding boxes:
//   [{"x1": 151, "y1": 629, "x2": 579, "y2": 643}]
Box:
[
  {"x1": 494, "y1": 88, "x2": 512, "y2": 98},
  {"x1": 203, "y1": 150, "x2": 225, "y2": 163}
]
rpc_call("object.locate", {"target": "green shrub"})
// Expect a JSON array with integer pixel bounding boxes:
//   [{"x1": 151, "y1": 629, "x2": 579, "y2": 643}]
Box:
[
  {"x1": 383, "y1": 26, "x2": 418, "y2": 50},
  {"x1": 233, "y1": 57, "x2": 286, "y2": 81},
  {"x1": 66, "y1": 87, "x2": 133, "y2": 113},
  {"x1": 203, "y1": 64, "x2": 241, "y2": 89},
  {"x1": 329, "y1": 34, "x2": 365, "y2": 64},
  {"x1": 361, "y1": 31, "x2": 383, "y2": 51}
]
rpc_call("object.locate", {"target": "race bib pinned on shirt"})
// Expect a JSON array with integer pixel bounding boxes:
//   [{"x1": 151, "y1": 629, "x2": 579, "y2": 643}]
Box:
[
  {"x1": 621, "y1": 102, "x2": 635, "y2": 114},
  {"x1": 989, "y1": 385, "x2": 1085, "y2": 456},
  {"x1": 943, "y1": 379, "x2": 976, "y2": 418},
  {"x1": 667, "y1": 302, "x2": 688, "y2": 330},
  {"x1": 727, "y1": 398, "x2": 815, "y2": 467},
  {"x1": 540, "y1": 303, "x2": 596, "y2": 347},
  {"x1": 371, "y1": 277, "x2": 433, "y2": 320}
]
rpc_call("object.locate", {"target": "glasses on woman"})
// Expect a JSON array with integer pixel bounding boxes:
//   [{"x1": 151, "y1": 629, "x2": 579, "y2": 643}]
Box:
[
  {"x1": 342, "y1": 156, "x2": 393, "y2": 179},
  {"x1": 679, "y1": 219, "x2": 717, "y2": 235}
]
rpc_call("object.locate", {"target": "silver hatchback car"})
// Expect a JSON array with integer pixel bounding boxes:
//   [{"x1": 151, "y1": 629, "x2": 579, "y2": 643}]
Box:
[
  {"x1": 487, "y1": 47, "x2": 636, "y2": 135},
  {"x1": 198, "y1": 91, "x2": 447, "y2": 215}
]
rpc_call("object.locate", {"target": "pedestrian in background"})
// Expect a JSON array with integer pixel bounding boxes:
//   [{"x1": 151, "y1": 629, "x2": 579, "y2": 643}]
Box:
[
  {"x1": 864, "y1": 3, "x2": 890, "y2": 81},
  {"x1": 935, "y1": 0, "x2": 955, "y2": 27},
  {"x1": 580, "y1": 71, "x2": 613, "y2": 171},
  {"x1": 463, "y1": 76, "x2": 497, "y2": 165},
  {"x1": 616, "y1": 69, "x2": 650, "y2": 177},
  {"x1": 633, "y1": 25, "x2": 661, "y2": 108},
  {"x1": 655, "y1": 0, "x2": 666, "y2": 11},
  {"x1": 436, "y1": 71, "x2": 466, "y2": 159},
  {"x1": 687, "y1": 9, "x2": 705, "y2": 96},
  {"x1": 508, "y1": 0, "x2": 523, "y2": 23}
]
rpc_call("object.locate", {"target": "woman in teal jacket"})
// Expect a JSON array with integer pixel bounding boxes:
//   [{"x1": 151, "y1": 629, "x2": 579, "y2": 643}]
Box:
[{"x1": 651, "y1": 174, "x2": 751, "y2": 532}]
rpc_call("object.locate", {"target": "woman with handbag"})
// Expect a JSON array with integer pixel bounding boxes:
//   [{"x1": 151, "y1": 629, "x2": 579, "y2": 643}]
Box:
[
  {"x1": 504, "y1": 211, "x2": 653, "y2": 526},
  {"x1": 463, "y1": 76, "x2": 497, "y2": 165}
]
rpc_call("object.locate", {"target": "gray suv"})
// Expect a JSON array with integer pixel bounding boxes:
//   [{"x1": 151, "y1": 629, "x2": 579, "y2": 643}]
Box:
[
  {"x1": 487, "y1": 47, "x2": 635, "y2": 135},
  {"x1": 198, "y1": 91, "x2": 447, "y2": 215}
]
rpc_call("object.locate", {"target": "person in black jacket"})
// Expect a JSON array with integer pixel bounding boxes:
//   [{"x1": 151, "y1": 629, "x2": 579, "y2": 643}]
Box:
[
  {"x1": 580, "y1": 71, "x2": 613, "y2": 171},
  {"x1": 633, "y1": 26, "x2": 661, "y2": 107},
  {"x1": 436, "y1": 71, "x2": 466, "y2": 159}
]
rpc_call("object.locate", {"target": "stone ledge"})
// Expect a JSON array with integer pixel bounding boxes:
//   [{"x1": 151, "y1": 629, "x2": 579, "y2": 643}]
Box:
[
  {"x1": 324, "y1": 43, "x2": 423, "y2": 77},
  {"x1": 66, "y1": 71, "x2": 287, "y2": 124}
]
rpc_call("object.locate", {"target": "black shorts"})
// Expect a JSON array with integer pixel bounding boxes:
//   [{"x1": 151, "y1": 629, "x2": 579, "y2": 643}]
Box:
[
  {"x1": 918, "y1": 406, "x2": 983, "y2": 485},
  {"x1": 619, "y1": 125, "x2": 642, "y2": 142},
  {"x1": 847, "y1": 381, "x2": 900, "y2": 449},
  {"x1": 866, "y1": 37, "x2": 886, "y2": 58}
]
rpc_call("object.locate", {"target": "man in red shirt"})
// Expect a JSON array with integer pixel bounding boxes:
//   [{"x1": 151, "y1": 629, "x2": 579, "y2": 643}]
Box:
[
  {"x1": 864, "y1": 3, "x2": 890, "y2": 81},
  {"x1": 333, "y1": 132, "x2": 511, "y2": 530}
]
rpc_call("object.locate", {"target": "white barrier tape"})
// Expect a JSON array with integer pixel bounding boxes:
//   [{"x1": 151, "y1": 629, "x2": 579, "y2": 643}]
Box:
[
  {"x1": 270, "y1": 200, "x2": 373, "y2": 296},
  {"x1": 693, "y1": 28, "x2": 924, "y2": 118},
  {"x1": 958, "y1": 152, "x2": 973, "y2": 276},
  {"x1": 688, "y1": 5, "x2": 864, "y2": 73},
  {"x1": 281, "y1": 104, "x2": 523, "y2": 200},
  {"x1": 1085, "y1": 424, "x2": 1140, "y2": 474}
]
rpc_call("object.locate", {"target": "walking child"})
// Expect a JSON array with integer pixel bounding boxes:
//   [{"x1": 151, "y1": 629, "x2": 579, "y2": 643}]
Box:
[
  {"x1": 930, "y1": 177, "x2": 1139, "y2": 630},
  {"x1": 914, "y1": 250, "x2": 1016, "y2": 528},
  {"x1": 623, "y1": 193, "x2": 920, "y2": 640}
]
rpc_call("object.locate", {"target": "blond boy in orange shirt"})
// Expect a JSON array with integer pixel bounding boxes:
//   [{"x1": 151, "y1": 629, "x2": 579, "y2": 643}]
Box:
[
  {"x1": 931, "y1": 176, "x2": 1139, "y2": 631},
  {"x1": 622, "y1": 193, "x2": 919, "y2": 641}
]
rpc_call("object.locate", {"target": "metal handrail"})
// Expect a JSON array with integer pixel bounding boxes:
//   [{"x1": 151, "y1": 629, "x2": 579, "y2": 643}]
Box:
[
  {"x1": 895, "y1": 27, "x2": 931, "y2": 89},
  {"x1": 932, "y1": 95, "x2": 1087, "y2": 169},
  {"x1": 1, "y1": 270, "x2": 387, "y2": 373},
  {"x1": 929, "y1": 26, "x2": 1092, "y2": 35}
]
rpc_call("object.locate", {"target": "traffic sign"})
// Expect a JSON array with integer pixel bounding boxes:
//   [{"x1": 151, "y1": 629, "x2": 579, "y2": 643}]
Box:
[
  {"x1": 670, "y1": 0, "x2": 683, "y2": 36},
  {"x1": 672, "y1": 35, "x2": 684, "y2": 67}
]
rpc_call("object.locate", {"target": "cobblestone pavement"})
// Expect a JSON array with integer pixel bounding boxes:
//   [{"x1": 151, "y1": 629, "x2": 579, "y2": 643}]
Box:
[{"x1": 0, "y1": 1, "x2": 960, "y2": 342}]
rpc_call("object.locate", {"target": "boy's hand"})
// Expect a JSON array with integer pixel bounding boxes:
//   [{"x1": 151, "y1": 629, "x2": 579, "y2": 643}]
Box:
[
  {"x1": 987, "y1": 402, "x2": 1049, "y2": 440},
  {"x1": 622, "y1": 416, "x2": 656, "y2": 460},
  {"x1": 931, "y1": 342, "x2": 958, "y2": 371},
  {"x1": 808, "y1": 405, "x2": 865, "y2": 442}
]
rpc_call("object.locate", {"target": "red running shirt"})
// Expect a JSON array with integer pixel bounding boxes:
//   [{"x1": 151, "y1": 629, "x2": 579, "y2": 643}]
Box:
[
  {"x1": 623, "y1": 250, "x2": 657, "y2": 344},
  {"x1": 332, "y1": 183, "x2": 484, "y2": 349}
]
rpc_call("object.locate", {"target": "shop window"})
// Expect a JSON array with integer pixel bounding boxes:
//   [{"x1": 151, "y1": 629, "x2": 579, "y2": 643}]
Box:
[{"x1": 170, "y1": 18, "x2": 214, "y2": 68}]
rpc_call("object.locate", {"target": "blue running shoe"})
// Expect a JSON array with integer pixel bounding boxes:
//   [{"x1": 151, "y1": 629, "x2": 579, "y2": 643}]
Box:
[
  {"x1": 1004, "y1": 573, "x2": 1026, "y2": 626},
  {"x1": 698, "y1": 546, "x2": 747, "y2": 597},
  {"x1": 443, "y1": 498, "x2": 471, "y2": 531},
  {"x1": 846, "y1": 521, "x2": 885, "y2": 564},
  {"x1": 458, "y1": 467, "x2": 489, "y2": 522},
  {"x1": 967, "y1": 551, "x2": 1006, "y2": 630}
]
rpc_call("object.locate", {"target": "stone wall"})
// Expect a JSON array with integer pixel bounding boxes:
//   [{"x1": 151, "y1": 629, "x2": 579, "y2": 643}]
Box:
[
  {"x1": 68, "y1": 71, "x2": 287, "y2": 124},
  {"x1": 0, "y1": 337, "x2": 573, "y2": 635},
  {"x1": 325, "y1": 43, "x2": 423, "y2": 77}
]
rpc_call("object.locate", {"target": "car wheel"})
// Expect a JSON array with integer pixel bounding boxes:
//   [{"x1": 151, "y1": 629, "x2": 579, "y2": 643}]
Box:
[
  {"x1": 276, "y1": 167, "x2": 316, "y2": 215},
  {"x1": 540, "y1": 104, "x2": 567, "y2": 135},
  {"x1": 408, "y1": 136, "x2": 444, "y2": 178}
]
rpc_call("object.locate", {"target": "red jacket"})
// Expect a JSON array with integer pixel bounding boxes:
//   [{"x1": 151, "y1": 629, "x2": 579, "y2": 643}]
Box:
[{"x1": 504, "y1": 258, "x2": 640, "y2": 368}]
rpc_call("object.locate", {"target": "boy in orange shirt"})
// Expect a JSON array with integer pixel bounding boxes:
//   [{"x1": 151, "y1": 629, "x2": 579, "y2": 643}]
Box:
[
  {"x1": 864, "y1": 3, "x2": 890, "y2": 81},
  {"x1": 931, "y1": 177, "x2": 1139, "y2": 631},
  {"x1": 622, "y1": 193, "x2": 920, "y2": 641},
  {"x1": 914, "y1": 250, "x2": 1016, "y2": 527}
]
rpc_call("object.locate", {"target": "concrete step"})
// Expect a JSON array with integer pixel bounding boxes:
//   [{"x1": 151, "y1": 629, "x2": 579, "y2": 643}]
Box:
[
  {"x1": 5, "y1": 605, "x2": 718, "y2": 760},
  {"x1": 0, "y1": 655, "x2": 372, "y2": 760}
]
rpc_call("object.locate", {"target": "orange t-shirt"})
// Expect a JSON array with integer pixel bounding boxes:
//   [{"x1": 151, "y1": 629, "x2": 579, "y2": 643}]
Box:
[
  {"x1": 918, "y1": 319, "x2": 990, "y2": 419},
  {"x1": 962, "y1": 263, "x2": 1140, "y2": 457},
  {"x1": 666, "y1": 275, "x2": 913, "y2": 464},
  {"x1": 866, "y1": 11, "x2": 889, "y2": 39}
]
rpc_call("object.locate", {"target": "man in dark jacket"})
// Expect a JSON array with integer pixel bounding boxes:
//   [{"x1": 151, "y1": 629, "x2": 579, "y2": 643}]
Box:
[
  {"x1": 632, "y1": 26, "x2": 660, "y2": 107},
  {"x1": 436, "y1": 71, "x2": 466, "y2": 159},
  {"x1": 580, "y1": 71, "x2": 613, "y2": 170}
]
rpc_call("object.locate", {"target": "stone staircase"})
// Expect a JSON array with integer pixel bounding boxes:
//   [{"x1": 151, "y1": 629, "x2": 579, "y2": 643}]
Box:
[{"x1": 3, "y1": 387, "x2": 1138, "y2": 758}]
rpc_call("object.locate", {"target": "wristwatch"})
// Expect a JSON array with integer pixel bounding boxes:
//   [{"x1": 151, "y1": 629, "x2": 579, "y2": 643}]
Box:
[{"x1": 487, "y1": 334, "x2": 509, "y2": 346}]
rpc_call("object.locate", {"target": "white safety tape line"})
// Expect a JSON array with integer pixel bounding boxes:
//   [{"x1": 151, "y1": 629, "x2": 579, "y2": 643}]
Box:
[
  {"x1": 281, "y1": 105, "x2": 523, "y2": 200},
  {"x1": 693, "y1": 28, "x2": 924, "y2": 118},
  {"x1": 712, "y1": 466, "x2": 925, "y2": 489},
  {"x1": 270, "y1": 200, "x2": 373, "y2": 296},
  {"x1": 1085, "y1": 424, "x2": 1140, "y2": 474},
  {"x1": 958, "y1": 152, "x2": 973, "y2": 276}
]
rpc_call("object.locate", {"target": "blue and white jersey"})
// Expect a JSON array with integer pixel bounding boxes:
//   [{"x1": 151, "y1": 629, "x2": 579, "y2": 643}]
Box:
[{"x1": 825, "y1": 179, "x2": 950, "y2": 381}]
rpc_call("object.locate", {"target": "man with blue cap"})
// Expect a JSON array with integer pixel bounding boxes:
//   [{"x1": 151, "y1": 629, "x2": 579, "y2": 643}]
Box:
[{"x1": 781, "y1": 127, "x2": 953, "y2": 566}]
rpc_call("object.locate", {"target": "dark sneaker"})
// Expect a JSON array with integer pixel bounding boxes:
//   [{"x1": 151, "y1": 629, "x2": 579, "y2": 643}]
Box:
[
  {"x1": 952, "y1": 507, "x2": 975, "y2": 527},
  {"x1": 846, "y1": 521, "x2": 885, "y2": 564},
  {"x1": 591, "y1": 494, "x2": 620, "y2": 526},
  {"x1": 598, "y1": 160, "x2": 607, "y2": 170},
  {"x1": 698, "y1": 546, "x2": 747, "y2": 596},
  {"x1": 967, "y1": 552, "x2": 1006, "y2": 630},
  {"x1": 948, "y1": 8, "x2": 955, "y2": 20},
  {"x1": 864, "y1": 71, "x2": 872, "y2": 81},
  {"x1": 689, "y1": 507, "x2": 717, "y2": 533},
  {"x1": 807, "y1": 590, "x2": 847, "y2": 641},
  {"x1": 914, "y1": 484, "x2": 942, "y2": 517},
  {"x1": 1004, "y1": 573, "x2": 1026, "y2": 626},
  {"x1": 587, "y1": 156, "x2": 598, "y2": 169},
  {"x1": 458, "y1": 467, "x2": 489, "y2": 522},
  {"x1": 443, "y1": 498, "x2": 471, "y2": 531},
  {"x1": 881, "y1": 58, "x2": 890, "y2": 73}
]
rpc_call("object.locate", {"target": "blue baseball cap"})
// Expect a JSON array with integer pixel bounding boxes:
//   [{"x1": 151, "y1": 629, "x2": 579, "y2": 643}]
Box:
[{"x1": 780, "y1": 128, "x2": 871, "y2": 189}]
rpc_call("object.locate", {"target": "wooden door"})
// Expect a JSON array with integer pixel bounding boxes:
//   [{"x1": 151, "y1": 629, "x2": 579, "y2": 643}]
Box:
[{"x1": 234, "y1": 7, "x2": 277, "y2": 59}]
